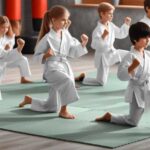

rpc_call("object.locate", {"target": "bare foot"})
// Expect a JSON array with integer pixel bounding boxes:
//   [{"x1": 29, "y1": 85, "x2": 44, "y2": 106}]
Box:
[
  {"x1": 75, "y1": 73, "x2": 85, "y2": 82},
  {"x1": 95, "y1": 112, "x2": 111, "y2": 122},
  {"x1": 19, "y1": 96, "x2": 32, "y2": 107},
  {"x1": 59, "y1": 111, "x2": 75, "y2": 119},
  {"x1": 17, "y1": 38, "x2": 25, "y2": 52},
  {"x1": 21, "y1": 77, "x2": 32, "y2": 84}
]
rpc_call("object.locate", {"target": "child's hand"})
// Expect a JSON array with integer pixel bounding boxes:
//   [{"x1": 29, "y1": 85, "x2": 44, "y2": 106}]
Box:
[
  {"x1": 128, "y1": 59, "x2": 140, "y2": 74},
  {"x1": 102, "y1": 29, "x2": 109, "y2": 39},
  {"x1": 4, "y1": 44, "x2": 11, "y2": 51},
  {"x1": 43, "y1": 48, "x2": 54, "y2": 60},
  {"x1": 81, "y1": 34, "x2": 88, "y2": 47},
  {"x1": 124, "y1": 17, "x2": 132, "y2": 26},
  {"x1": 17, "y1": 38, "x2": 25, "y2": 53},
  {"x1": 65, "y1": 19, "x2": 71, "y2": 29}
]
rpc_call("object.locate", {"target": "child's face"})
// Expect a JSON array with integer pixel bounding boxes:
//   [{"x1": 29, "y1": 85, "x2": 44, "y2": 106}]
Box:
[
  {"x1": 0, "y1": 23, "x2": 9, "y2": 35},
  {"x1": 135, "y1": 36, "x2": 150, "y2": 49},
  {"x1": 100, "y1": 10, "x2": 114, "y2": 22},
  {"x1": 52, "y1": 12, "x2": 70, "y2": 30}
]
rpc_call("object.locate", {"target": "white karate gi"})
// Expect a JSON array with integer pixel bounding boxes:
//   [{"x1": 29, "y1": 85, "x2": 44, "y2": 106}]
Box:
[
  {"x1": 0, "y1": 34, "x2": 31, "y2": 80},
  {"x1": 0, "y1": 47, "x2": 23, "y2": 100},
  {"x1": 83, "y1": 21, "x2": 129, "y2": 86},
  {"x1": 140, "y1": 15, "x2": 150, "y2": 26},
  {"x1": 31, "y1": 29, "x2": 88, "y2": 112},
  {"x1": 111, "y1": 47, "x2": 150, "y2": 126}
]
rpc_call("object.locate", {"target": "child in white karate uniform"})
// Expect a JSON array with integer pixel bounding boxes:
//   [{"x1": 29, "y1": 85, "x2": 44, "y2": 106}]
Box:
[
  {"x1": 96, "y1": 22, "x2": 150, "y2": 126},
  {"x1": 77, "y1": 2, "x2": 131, "y2": 86},
  {"x1": 0, "y1": 38, "x2": 27, "y2": 100},
  {"x1": 19, "y1": 5, "x2": 88, "y2": 119},
  {"x1": 0, "y1": 16, "x2": 32, "y2": 83}
]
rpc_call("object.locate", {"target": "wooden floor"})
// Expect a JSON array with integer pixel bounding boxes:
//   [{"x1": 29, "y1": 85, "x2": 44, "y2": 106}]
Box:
[{"x1": 1, "y1": 52, "x2": 150, "y2": 150}]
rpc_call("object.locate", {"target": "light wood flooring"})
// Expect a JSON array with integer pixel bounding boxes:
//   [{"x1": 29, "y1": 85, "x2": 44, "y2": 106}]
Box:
[{"x1": 1, "y1": 52, "x2": 150, "y2": 150}]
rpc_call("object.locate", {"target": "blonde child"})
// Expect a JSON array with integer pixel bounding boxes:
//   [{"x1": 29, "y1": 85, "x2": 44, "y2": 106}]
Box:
[
  {"x1": 96, "y1": 22, "x2": 150, "y2": 126},
  {"x1": 77, "y1": 2, "x2": 131, "y2": 86},
  {"x1": 0, "y1": 16, "x2": 32, "y2": 83},
  {"x1": 19, "y1": 5, "x2": 88, "y2": 119},
  {"x1": 0, "y1": 37, "x2": 27, "y2": 100}
]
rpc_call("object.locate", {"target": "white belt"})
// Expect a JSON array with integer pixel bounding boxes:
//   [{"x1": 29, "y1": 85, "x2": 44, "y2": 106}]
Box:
[
  {"x1": 130, "y1": 79, "x2": 149, "y2": 87},
  {"x1": 47, "y1": 56, "x2": 67, "y2": 62}
]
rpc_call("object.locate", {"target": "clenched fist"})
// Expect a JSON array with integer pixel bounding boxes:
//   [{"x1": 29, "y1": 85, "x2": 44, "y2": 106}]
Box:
[
  {"x1": 81, "y1": 34, "x2": 88, "y2": 47},
  {"x1": 17, "y1": 38, "x2": 25, "y2": 52}
]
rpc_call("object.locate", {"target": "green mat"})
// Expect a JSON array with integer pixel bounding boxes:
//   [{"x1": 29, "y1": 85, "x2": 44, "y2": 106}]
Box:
[{"x1": 1, "y1": 73, "x2": 150, "y2": 148}]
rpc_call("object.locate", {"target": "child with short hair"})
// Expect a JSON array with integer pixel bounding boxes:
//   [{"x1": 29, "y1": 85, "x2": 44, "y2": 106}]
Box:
[
  {"x1": 19, "y1": 5, "x2": 88, "y2": 119},
  {"x1": 78, "y1": 2, "x2": 131, "y2": 86},
  {"x1": 95, "y1": 22, "x2": 150, "y2": 126}
]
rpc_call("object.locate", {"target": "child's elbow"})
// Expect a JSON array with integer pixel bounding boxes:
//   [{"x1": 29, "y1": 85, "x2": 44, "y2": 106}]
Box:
[{"x1": 117, "y1": 71, "x2": 130, "y2": 81}]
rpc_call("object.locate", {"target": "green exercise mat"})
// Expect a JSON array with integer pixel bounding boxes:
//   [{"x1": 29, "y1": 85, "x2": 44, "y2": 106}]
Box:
[{"x1": 1, "y1": 73, "x2": 150, "y2": 148}]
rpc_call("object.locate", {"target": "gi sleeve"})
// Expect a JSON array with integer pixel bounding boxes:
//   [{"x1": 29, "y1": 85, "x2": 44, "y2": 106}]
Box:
[
  {"x1": 117, "y1": 53, "x2": 137, "y2": 81},
  {"x1": 66, "y1": 30, "x2": 88, "y2": 58},
  {"x1": 33, "y1": 35, "x2": 49, "y2": 64},
  {"x1": 113, "y1": 23, "x2": 129, "y2": 39},
  {"x1": 91, "y1": 28, "x2": 110, "y2": 53}
]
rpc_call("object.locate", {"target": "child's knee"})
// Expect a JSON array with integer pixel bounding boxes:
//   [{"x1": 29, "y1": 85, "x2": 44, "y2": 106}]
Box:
[{"x1": 129, "y1": 119, "x2": 139, "y2": 127}]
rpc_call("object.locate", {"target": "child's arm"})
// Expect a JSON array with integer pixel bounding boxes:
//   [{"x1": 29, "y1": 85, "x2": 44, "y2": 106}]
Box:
[
  {"x1": 42, "y1": 48, "x2": 54, "y2": 62},
  {"x1": 128, "y1": 59, "x2": 140, "y2": 74},
  {"x1": 91, "y1": 27, "x2": 111, "y2": 53},
  {"x1": 34, "y1": 35, "x2": 51, "y2": 64},
  {"x1": 101, "y1": 29, "x2": 109, "y2": 40},
  {"x1": 124, "y1": 17, "x2": 132, "y2": 26},
  {"x1": 17, "y1": 38, "x2": 25, "y2": 52},
  {"x1": 66, "y1": 30, "x2": 88, "y2": 58},
  {"x1": 117, "y1": 53, "x2": 139, "y2": 81},
  {"x1": 81, "y1": 34, "x2": 88, "y2": 47},
  {"x1": 113, "y1": 17, "x2": 131, "y2": 39},
  {"x1": 4, "y1": 44, "x2": 11, "y2": 50}
]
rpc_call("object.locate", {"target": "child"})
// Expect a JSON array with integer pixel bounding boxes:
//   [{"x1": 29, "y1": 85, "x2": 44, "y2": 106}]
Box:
[
  {"x1": 0, "y1": 38, "x2": 27, "y2": 100},
  {"x1": 77, "y1": 2, "x2": 131, "y2": 86},
  {"x1": 0, "y1": 16, "x2": 32, "y2": 83},
  {"x1": 140, "y1": 0, "x2": 150, "y2": 26},
  {"x1": 19, "y1": 5, "x2": 88, "y2": 119},
  {"x1": 95, "y1": 22, "x2": 150, "y2": 127}
]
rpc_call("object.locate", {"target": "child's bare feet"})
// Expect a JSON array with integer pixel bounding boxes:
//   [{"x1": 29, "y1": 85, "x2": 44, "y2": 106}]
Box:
[
  {"x1": 59, "y1": 105, "x2": 75, "y2": 119},
  {"x1": 95, "y1": 112, "x2": 111, "y2": 122},
  {"x1": 19, "y1": 96, "x2": 32, "y2": 107},
  {"x1": 59, "y1": 111, "x2": 75, "y2": 119},
  {"x1": 75, "y1": 73, "x2": 85, "y2": 82},
  {"x1": 17, "y1": 38, "x2": 25, "y2": 52},
  {"x1": 21, "y1": 77, "x2": 32, "y2": 84}
]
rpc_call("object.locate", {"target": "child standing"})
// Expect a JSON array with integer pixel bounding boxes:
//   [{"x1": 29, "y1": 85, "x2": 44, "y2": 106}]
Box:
[
  {"x1": 19, "y1": 5, "x2": 88, "y2": 119},
  {"x1": 0, "y1": 16, "x2": 32, "y2": 83},
  {"x1": 78, "y1": 2, "x2": 131, "y2": 86},
  {"x1": 95, "y1": 22, "x2": 150, "y2": 126}
]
